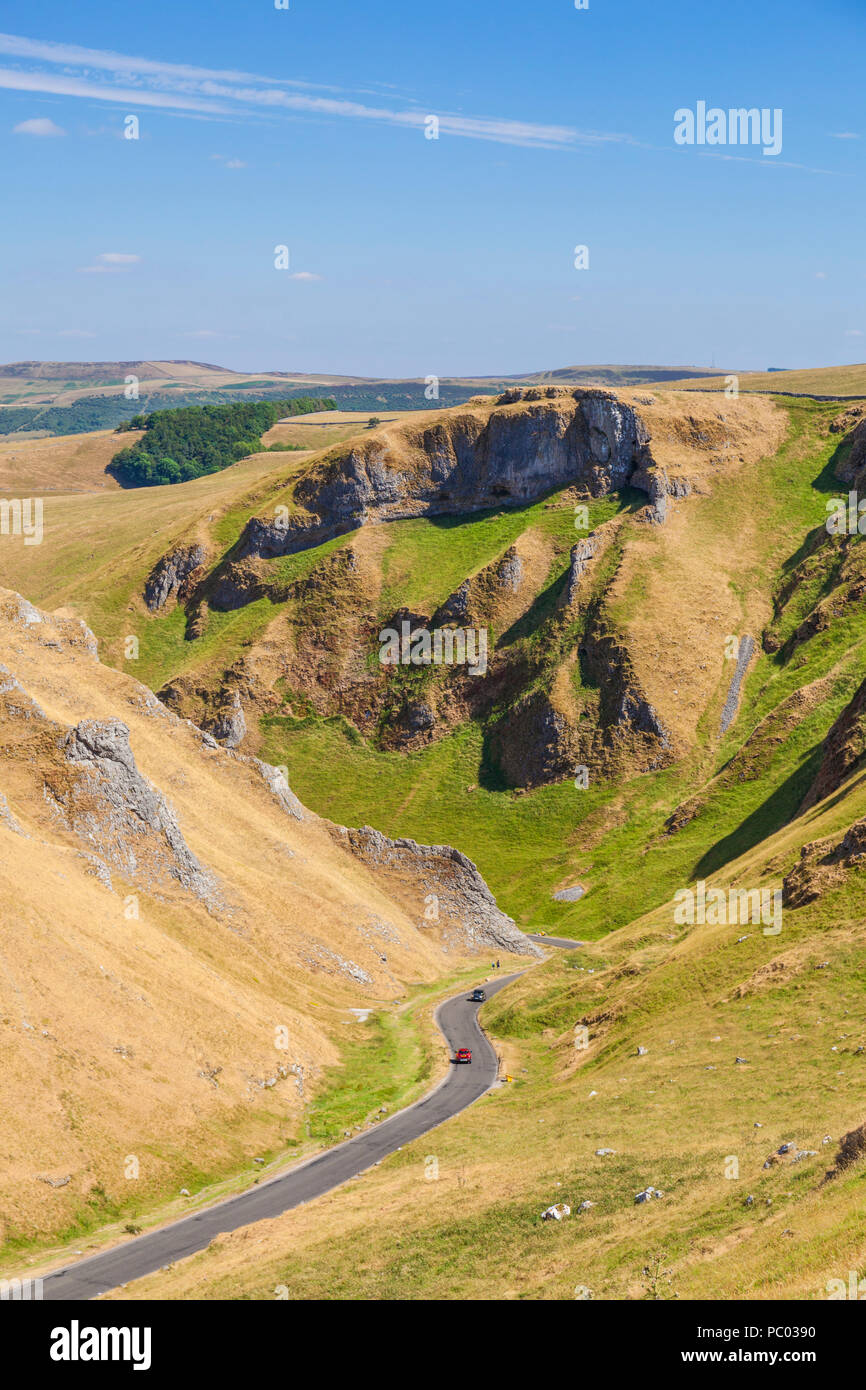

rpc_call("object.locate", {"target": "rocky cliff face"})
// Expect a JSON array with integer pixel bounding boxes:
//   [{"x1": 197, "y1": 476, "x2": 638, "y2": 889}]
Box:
[
  {"x1": 239, "y1": 388, "x2": 657, "y2": 564},
  {"x1": 832, "y1": 409, "x2": 866, "y2": 488},
  {"x1": 782, "y1": 816, "x2": 866, "y2": 907},
  {"x1": 51, "y1": 718, "x2": 220, "y2": 906},
  {"x1": 560, "y1": 535, "x2": 598, "y2": 609},
  {"x1": 333, "y1": 824, "x2": 541, "y2": 957},
  {"x1": 800, "y1": 675, "x2": 866, "y2": 812},
  {"x1": 144, "y1": 543, "x2": 207, "y2": 612},
  {"x1": 207, "y1": 689, "x2": 247, "y2": 749}
]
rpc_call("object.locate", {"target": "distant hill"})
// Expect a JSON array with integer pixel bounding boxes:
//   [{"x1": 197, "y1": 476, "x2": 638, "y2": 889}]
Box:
[
  {"x1": 465, "y1": 363, "x2": 730, "y2": 388},
  {"x1": 660, "y1": 362, "x2": 866, "y2": 399},
  {"x1": 7, "y1": 358, "x2": 864, "y2": 442},
  {"x1": 0, "y1": 359, "x2": 229, "y2": 381},
  {"x1": 0, "y1": 360, "x2": 734, "y2": 438}
]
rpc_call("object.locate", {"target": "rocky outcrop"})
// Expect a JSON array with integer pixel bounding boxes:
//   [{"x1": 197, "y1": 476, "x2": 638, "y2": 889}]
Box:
[
  {"x1": 433, "y1": 579, "x2": 473, "y2": 628},
  {"x1": 209, "y1": 560, "x2": 271, "y2": 613},
  {"x1": 0, "y1": 592, "x2": 98, "y2": 659},
  {"x1": 801, "y1": 675, "x2": 866, "y2": 812},
  {"x1": 394, "y1": 699, "x2": 436, "y2": 742},
  {"x1": 632, "y1": 463, "x2": 669, "y2": 524},
  {"x1": 333, "y1": 823, "x2": 541, "y2": 957},
  {"x1": 489, "y1": 691, "x2": 577, "y2": 789},
  {"x1": 498, "y1": 548, "x2": 523, "y2": 592},
  {"x1": 251, "y1": 758, "x2": 305, "y2": 821},
  {"x1": 832, "y1": 415, "x2": 866, "y2": 488},
  {"x1": 582, "y1": 625, "x2": 673, "y2": 752},
  {"x1": 144, "y1": 543, "x2": 207, "y2": 612},
  {"x1": 240, "y1": 388, "x2": 656, "y2": 564},
  {"x1": 208, "y1": 690, "x2": 247, "y2": 749},
  {"x1": 488, "y1": 613, "x2": 672, "y2": 789},
  {"x1": 825, "y1": 1120, "x2": 866, "y2": 1180},
  {"x1": 46, "y1": 718, "x2": 219, "y2": 906},
  {"x1": 782, "y1": 817, "x2": 866, "y2": 908},
  {"x1": 560, "y1": 534, "x2": 598, "y2": 609},
  {"x1": 431, "y1": 545, "x2": 525, "y2": 629},
  {"x1": 0, "y1": 789, "x2": 25, "y2": 836}
]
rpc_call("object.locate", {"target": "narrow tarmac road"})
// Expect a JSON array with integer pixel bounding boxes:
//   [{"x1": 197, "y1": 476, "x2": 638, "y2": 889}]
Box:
[
  {"x1": 41, "y1": 971, "x2": 522, "y2": 1301},
  {"x1": 527, "y1": 933, "x2": 583, "y2": 949}
]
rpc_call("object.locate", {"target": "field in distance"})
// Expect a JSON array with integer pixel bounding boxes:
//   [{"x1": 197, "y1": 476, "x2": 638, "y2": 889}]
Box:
[{"x1": 661, "y1": 362, "x2": 866, "y2": 398}]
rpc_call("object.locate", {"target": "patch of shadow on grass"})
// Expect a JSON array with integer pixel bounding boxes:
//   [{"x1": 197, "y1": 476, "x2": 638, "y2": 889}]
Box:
[{"x1": 693, "y1": 748, "x2": 824, "y2": 878}]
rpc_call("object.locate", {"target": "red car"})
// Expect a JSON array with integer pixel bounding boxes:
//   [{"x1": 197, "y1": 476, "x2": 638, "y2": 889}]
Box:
[{"x1": 455, "y1": 1048, "x2": 472, "y2": 1064}]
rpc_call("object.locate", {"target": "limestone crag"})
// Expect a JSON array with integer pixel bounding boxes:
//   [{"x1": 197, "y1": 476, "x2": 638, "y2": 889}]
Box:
[
  {"x1": 334, "y1": 823, "x2": 541, "y2": 957},
  {"x1": 431, "y1": 545, "x2": 527, "y2": 629},
  {"x1": 250, "y1": 758, "x2": 306, "y2": 821},
  {"x1": 783, "y1": 817, "x2": 866, "y2": 908},
  {"x1": 561, "y1": 534, "x2": 599, "y2": 608},
  {"x1": 208, "y1": 690, "x2": 247, "y2": 749},
  {"x1": 490, "y1": 691, "x2": 577, "y2": 789},
  {"x1": 144, "y1": 543, "x2": 207, "y2": 611},
  {"x1": 241, "y1": 388, "x2": 657, "y2": 563},
  {"x1": 801, "y1": 675, "x2": 866, "y2": 811},
  {"x1": 49, "y1": 718, "x2": 220, "y2": 906}
]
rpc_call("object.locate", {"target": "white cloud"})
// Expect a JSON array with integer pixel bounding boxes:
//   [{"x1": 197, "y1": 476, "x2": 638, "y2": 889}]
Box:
[
  {"x1": 288, "y1": 271, "x2": 322, "y2": 281},
  {"x1": 78, "y1": 252, "x2": 141, "y2": 273},
  {"x1": 0, "y1": 30, "x2": 632, "y2": 150},
  {"x1": 830, "y1": 131, "x2": 860, "y2": 140},
  {"x1": 13, "y1": 116, "x2": 64, "y2": 136},
  {"x1": 698, "y1": 150, "x2": 836, "y2": 175},
  {"x1": 844, "y1": 329, "x2": 863, "y2": 337},
  {"x1": 0, "y1": 32, "x2": 340, "y2": 93},
  {"x1": 57, "y1": 329, "x2": 96, "y2": 338},
  {"x1": 815, "y1": 271, "x2": 827, "y2": 279}
]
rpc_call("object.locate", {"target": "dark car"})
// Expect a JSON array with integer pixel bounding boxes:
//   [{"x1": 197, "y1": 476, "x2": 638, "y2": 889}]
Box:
[
  {"x1": 455, "y1": 1048, "x2": 472, "y2": 1064},
  {"x1": 470, "y1": 988, "x2": 486, "y2": 1002}
]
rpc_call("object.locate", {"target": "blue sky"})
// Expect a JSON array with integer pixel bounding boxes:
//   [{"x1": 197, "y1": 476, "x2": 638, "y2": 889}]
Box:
[{"x1": 0, "y1": 0, "x2": 863, "y2": 377}]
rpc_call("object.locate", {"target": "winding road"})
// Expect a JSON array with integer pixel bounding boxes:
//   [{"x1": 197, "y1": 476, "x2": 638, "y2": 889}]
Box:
[
  {"x1": 41, "y1": 970, "x2": 523, "y2": 1301},
  {"x1": 527, "y1": 933, "x2": 582, "y2": 950}
]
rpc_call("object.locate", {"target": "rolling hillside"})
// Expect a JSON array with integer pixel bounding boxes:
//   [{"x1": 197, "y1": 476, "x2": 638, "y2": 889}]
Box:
[
  {"x1": 81, "y1": 391, "x2": 866, "y2": 1304},
  {"x1": 7, "y1": 381, "x2": 866, "y2": 1301},
  {"x1": 661, "y1": 363, "x2": 866, "y2": 399},
  {"x1": 0, "y1": 585, "x2": 532, "y2": 1266}
]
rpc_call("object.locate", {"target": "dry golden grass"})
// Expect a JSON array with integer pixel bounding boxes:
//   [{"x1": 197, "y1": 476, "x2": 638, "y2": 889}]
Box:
[
  {"x1": 0, "y1": 429, "x2": 140, "y2": 494},
  {"x1": 105, "y1": 764, "x2": 866, "y2": 1302},
  {"x1": 4, "y1": 388, "x2": 865, "y2": 1300},
  {"x1": 595, "y1": 392, "x2": 788, "y2": 750},
  {"x1": 0, "y1": 589, "x2": 521, "y2": 1255},
  {"x1": 659, "y1": 364, "x2": 866, "y2": 399},
  {"x1": 621, "y1": 388, "x2": 787, "y2": 478}
]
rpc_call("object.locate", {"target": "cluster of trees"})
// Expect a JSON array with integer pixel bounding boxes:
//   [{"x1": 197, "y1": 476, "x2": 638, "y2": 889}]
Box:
[
  {"x1": 109, "y1": 397, "x2": 336, "y2": 487},
  {"x1": 0, "y1": 381, "x2": 480, "y2": 441}
]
